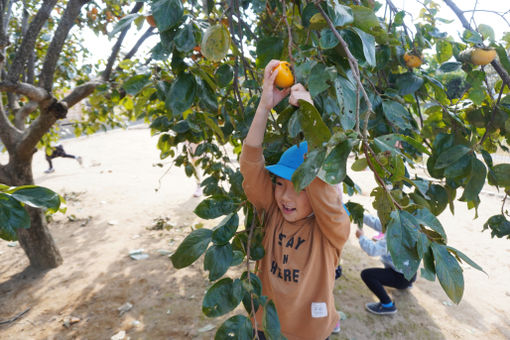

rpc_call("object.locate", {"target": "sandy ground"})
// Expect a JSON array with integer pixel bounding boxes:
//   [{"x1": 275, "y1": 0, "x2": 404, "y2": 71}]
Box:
[{"x1": 1, "y1": 125, "x2": 510, "y2": 340}]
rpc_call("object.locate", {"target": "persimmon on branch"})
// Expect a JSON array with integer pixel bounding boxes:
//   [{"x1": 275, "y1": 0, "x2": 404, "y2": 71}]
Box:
[{"x1": 443, "y1": 0, "x2": 510, "y2": 87}]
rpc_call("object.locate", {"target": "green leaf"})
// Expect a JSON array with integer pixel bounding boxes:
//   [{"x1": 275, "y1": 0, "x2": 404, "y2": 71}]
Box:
[
  {"x1": 436, "y1": 40, "x2": 453, "y2": 63},
  {"x1": 307, "y1": 63, "x2": 333, "y2": 97},
  {"x1": 393, "y1": 11, "x2": 405, "y2": 26},
  {"x1": 345, "y1": 201, "x2": 364, "y2": 228},
  {"x1": 301, "y1": 3, "x2": 320, "y2": 28},
  {"x1": 256, "y1": 36, "x2": 283, "y2": 68},
  {"x1": 123, "y1": 74, "x2": 151, "y2": 96},
  {"x1": 170, "y1": 228, "x2": 212, "y2": 268},
  {"x1": 439, "y1": 61, "x2": 461, "y2": 72},
  {"x1": 426, "y1": 184, "x2": 448, "y2": 215},
  {"x1": 151, "y1": 0, "x2": 184, "y2": 31},
  {"x1": 421, "y1": 247, "x2": 436, "y2": 281},
  {"x1": 370, "y1": 187, "x2": 393, "y2": 228},
  {"x1": 483, "y1": 214, "x2": 510, "y2": 239},
  {"x1": 495, "y1": 45, "x2": 510, "y2": 76},
  {"x1": 459, "y1": 158, "x2": 486, "y2": 203},
  {"x1": 395, "y1": 73, "x2": 424, "y2": 96},
  {"x1": 0, "y1": 193, "x2": 30, "y2": 241},
  {"x1": 334, "y1": 76, "x2": 357, "y2": 130},
  {"x1": 297, "y1": 100, "x2": 331, "y2": 149},
  {"x1": 231, "y1": 250, "x2": 244, "y2": 266},
  {"x1": 194, "y1": 196, "x2": 236, "y2": 219},
  {"x1": 431, "y1": 243, "x2": 464, "y2": 304},
  {"x1": 201, "y1": 24, "x2": 231, "y2": 62},
  {"x1": 202, "y1": 278, "x2": 243, "y2": 317},
  {"x1": 109, "y1": 13, "x2": 139, "y2": 38},
  {"x1": 351, "y1": 158, "x2": 367, "y2": 171},
  {"x1": 434, "y1": 145, "x2": 471, "y2": 169},
  {"x1": 263, "y1": 300, "x2": 283, "y2": 340},
  {"x1": 215, "y1": 64, "x2": 234, "y2": 88},
  {"x1": 288, "y1": 111, "x2": 302, "y2": 137},
  {"x1": 204, "y1": 243, "x2": 233, "y2": 281},
  {"x1": 381, "y1": 100, "x2": 413, "y2": 130},
  {"x1": 10, "y1": 186, "x2": 61, "y2": 212},
  {"x1": 166, "y1": 73, "x2": 197, "y2": 115},
  {"x1": 197, "y1": 80, "x2": 219, "y2": 113},
  {"x1": 351, "y1": 5, "x2": 380, "y2": 33},
  {"x1": 386, "y1": 210, "x2": 421, "y2": 280},
  {"x1": 212, "y1": 213, "x2": 239, "y2": 245},
  {"x1": 321, "y1": 139, "x2": 354, "y2": 184},
  {"x1": 446, "y1": 246, "x2": 486, "y2": 275},
  {"x1": 487, "y1": 164, "x2": 510, "y2": 188},
  {"x1": 319, "y1": 28, "x2": 340, "y2": 50},
  {"x1": 215, "y1": 315, "x2": 253, "y2": 340},
  {"x1": 462, "y1": 29, "x2": 483, "y2": 44},
  {"x1": 468, "y1": 86, "x2": 485, "y2": 105},
  {"x1": 413, "y1": 208, "x2": 447, "y2": 240},
  {"x1": 329, "y1": 2, "x2": 354, "y2": 27},
  {"x1": 477, "y1": 24, "x2": 495, "y2": 42},
  {"x1": 291, "y1": 147, "x2": 327, "y2": 192},
  {"x1": 174, "y1": 23, "x2": 196, "y2": 52},
  {"x1": 351, "y1": 27, "x2": 376, "y2": 67}
]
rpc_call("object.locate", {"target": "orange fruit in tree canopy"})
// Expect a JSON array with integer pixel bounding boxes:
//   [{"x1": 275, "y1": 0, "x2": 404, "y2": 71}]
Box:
[
  {"x1": 273, "y1": 61, "x2": 294, "y2": 88},
  {"x1": 471, "y1": 48, "x2": 497, "y2": 66},
  {"x1": 146, "y1": 15, "x2": 156, "y2": 28},
  {"x1": 403, "y1": 52, "x2": 423, "y2": 68}
]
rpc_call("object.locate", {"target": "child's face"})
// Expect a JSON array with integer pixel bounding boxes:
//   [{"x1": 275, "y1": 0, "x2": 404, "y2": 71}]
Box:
[{"x1": 274, "y1": 177, "x2": 313, "y2": 222}]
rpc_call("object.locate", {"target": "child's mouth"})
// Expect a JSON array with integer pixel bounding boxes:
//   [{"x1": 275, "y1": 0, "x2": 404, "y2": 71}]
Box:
[{"x1": 282, "y1": 204, "x2": 296, "y2": 214}]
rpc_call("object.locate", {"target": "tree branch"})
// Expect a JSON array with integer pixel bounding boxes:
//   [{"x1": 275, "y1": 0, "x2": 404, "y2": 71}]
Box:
[
  {"x1": 102, "y1": 2, "x2": 144, "y2": 81},
  {"x1": 62, "y1": 80, "x2": 102, "y2": 108},
  {"x1": 314, "y1": 1, "x2": 373, "y2": 138},
  {"x1": 443, "y1": 0, "x2": 510, "y2": 87},
  {"x1": 0, "y1": 81, "x2": 51, "y2": 102},
  {"x1": 16, "y1": 98, "x2": 59, "y2": 161},
  {"x1": 7, "y1": 0, "x2": 57, "y2": 83},
  {"x1": 14, "y1": 101, "x2": 38, "y2": 130},
  {"x1": 39, "y1": 0, "x2": 90, "y2": 91},
  {"x1": 462, "y1": 9, "x2": 510, "y2": 28},
  {"x1": 123, "y1": 26, "x2": 155, "y2": 60},
  {"x1": 0, "y1": 103, "x2": 22, "y2": 153}
]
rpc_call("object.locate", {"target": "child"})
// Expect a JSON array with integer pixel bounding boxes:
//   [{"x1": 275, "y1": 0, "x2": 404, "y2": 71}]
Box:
[
  {"x1": 240, "y1": 60, "x2": 350, "y2": 340},
  {"x1": 44, "y1": 144, "x2": 82, "y2": 173},
  {"x1": 356, "y1": 213, "x2": 416, "y2": 315}
]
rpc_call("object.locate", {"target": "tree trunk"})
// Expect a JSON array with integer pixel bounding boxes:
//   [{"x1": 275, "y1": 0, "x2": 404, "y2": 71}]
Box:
[{"x1": 5, "y1": 157, "x2": 63, "y2": 269}]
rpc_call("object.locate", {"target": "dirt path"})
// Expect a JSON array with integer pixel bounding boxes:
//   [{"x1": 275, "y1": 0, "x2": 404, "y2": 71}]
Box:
[{"x1": 1, "y1": 125, "x2": 509, "y2": 339}]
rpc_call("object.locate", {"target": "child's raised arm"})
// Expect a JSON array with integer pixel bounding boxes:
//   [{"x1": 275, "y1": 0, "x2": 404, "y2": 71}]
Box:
[{"x1": 244, "y1": 60, "x2": 291, "y2": 147}]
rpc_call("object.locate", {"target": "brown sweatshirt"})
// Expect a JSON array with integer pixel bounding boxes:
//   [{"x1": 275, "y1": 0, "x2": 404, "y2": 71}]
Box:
[{"x1": 240, "y1": 144, "x2": 351, "y2": 340}]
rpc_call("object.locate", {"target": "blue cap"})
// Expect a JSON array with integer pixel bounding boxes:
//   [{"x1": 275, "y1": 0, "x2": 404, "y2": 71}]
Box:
[{"x1": 266, "y1": 141, "x2": 308, "y2": 181}]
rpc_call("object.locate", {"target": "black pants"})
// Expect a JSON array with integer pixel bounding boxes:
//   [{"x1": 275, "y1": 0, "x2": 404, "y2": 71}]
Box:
[
  {"x1": 256, "y1": 331, "x2": 329, "y2": 340},
  {"x1": 46, "y1": 145, "x2": 75, "y2": 169},
  {"x1": 361, "y1": 267, "x2": 416, "y2": 304}
]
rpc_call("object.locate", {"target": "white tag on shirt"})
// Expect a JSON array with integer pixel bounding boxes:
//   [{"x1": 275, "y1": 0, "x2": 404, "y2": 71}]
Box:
[{"x1": 311, "y1": 302, "x2": 328, "y2": 318}]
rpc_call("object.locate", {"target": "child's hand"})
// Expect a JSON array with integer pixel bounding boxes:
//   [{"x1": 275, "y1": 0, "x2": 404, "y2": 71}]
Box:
[
  {"x1": 289, "y1": 83, "x2": 313, "y2": 107},
  {"x1": 355, "y1": 229, "x2": 364, "y2": 239},
  {"x1": 259, "y1": 60, "x2": 292, "y2": 112}
]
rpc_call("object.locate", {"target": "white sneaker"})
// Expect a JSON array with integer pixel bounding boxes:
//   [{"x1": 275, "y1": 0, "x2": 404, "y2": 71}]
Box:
[
  {"x1": 44, "y1": 168, "x2": 55, "y2": 174},
  {"x1": 332, "y1": 310, "x2": 341, "y2": 334},
  {"x1": 76, "y1": 156, "x2": 83, "y2": 166},
  {"x1": 332, "y1": 321, "x2": 341, "y2": 334}
]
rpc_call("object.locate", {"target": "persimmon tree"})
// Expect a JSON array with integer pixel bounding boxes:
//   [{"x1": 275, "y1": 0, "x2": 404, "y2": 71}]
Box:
[
  {"x1": 0, "y1": 0, "x2": 157, "y2": 269},
  {"x1": 106, "y1": 0, "x2": 510, "y2": 336}
]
